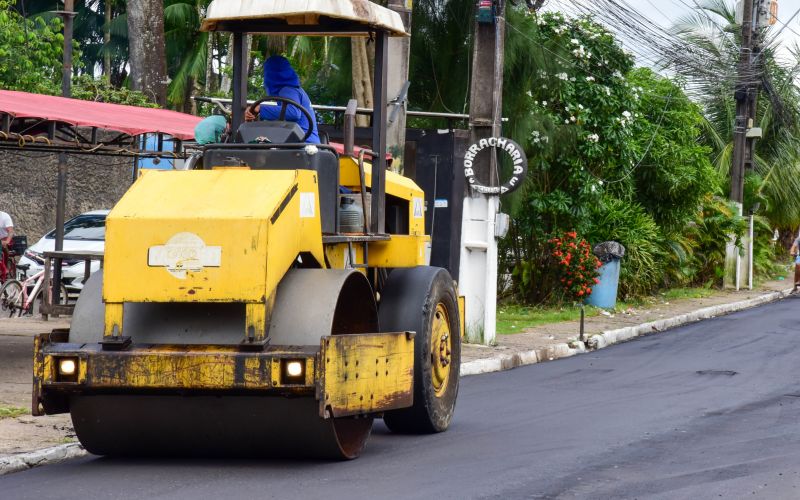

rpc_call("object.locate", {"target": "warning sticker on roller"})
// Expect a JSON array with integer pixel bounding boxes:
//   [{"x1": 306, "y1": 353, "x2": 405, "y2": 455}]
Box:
[
  {"x1": 413, "y1": 197, "x2": 424, "y2": 218},
  {"x1": 148, "y1": 232, "x2": 221, "y2": 280},
  {"x1": 300, "y1": 192, "x2": 316, "y2": 218}
]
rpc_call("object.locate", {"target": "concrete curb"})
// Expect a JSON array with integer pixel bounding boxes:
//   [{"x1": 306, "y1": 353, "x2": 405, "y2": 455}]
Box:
[
  {"x1": 0, "y1": 443, "x2": 87, "y2": 475},
  {"x1": 461, "y1": 287, "x2": 793, "y2": 377}
]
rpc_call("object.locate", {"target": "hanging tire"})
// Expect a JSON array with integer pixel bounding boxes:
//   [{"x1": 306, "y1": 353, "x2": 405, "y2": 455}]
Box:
[{"x1": 379, "y1": 266, "x2": 460, "y2": 433}]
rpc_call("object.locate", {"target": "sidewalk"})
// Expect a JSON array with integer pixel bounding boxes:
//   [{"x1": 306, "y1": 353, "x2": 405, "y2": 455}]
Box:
[
  {"x1": 0, "y1": 278, "x2": 792, "y2": 471},
  {"x1": 461, "y1": 278, "x2": 792, "y2": 374}
]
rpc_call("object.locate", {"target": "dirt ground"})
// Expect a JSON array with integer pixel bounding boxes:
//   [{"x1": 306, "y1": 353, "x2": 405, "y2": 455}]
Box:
[
  {"x1": 0, "y1": 278, "x2": 792, "y2": 457},
  {"x1": 0, "y1": 317, "x2": 73, "y2": 456}
]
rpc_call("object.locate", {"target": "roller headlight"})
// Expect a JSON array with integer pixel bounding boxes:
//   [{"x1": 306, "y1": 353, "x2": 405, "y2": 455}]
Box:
[
  {"x1": 286, "y1": 361, "x2": 303, "y2": 377},
  {"x1": 55, "y1": 357, "x2": 80, "y2": 382},
  {"x1": 58, "y1": 358, "x2": 76, "y2": 376},
  {"x1": 280, "y1": 359, "x2": 306, "y2": 385}
]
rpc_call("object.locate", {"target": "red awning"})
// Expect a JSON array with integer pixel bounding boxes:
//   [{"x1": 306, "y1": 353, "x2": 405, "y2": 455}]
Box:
[{"x1": 0, "y1": 90, "x2": 202, "y2": 141}]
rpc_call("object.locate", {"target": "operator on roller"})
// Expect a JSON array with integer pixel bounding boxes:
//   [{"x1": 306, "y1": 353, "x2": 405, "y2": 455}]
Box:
[
  {"x1": 0, "y1": 210, "x2": 14, "y2": 282},
  {"x1": 244, "y1": 55, "x2": 320, "y2": 144}
]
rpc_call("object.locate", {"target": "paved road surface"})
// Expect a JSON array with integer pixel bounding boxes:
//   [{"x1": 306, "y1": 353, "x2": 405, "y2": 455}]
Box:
[{"x1": 4, "y1": 298, "x2": 800, "y2": 499}]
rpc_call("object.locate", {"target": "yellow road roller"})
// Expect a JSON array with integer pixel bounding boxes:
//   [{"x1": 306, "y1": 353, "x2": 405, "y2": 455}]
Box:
[{"x1": 32, "y1": 1, "x2": 462, "y2": 459}]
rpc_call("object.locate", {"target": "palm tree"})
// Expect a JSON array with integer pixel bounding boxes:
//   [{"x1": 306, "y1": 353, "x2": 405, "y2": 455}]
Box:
[
  {"x1": 672, "y1": 0, "x2": 800, "y2": 229},
  {"x1": 407, "y1": 0, "x2": 475, "y2": 116},
  {"x1": 163, "y1": 0, "x2": 210, "y2": 111}
]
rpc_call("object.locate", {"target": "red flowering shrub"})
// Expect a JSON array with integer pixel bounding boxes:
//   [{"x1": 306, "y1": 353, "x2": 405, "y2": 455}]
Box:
[{"x1": 549, "y1": 231, "x2": 602, "y2": 302}]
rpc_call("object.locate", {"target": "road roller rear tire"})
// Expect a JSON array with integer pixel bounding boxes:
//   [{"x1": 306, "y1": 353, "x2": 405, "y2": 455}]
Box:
[{"x1": 379, "y1": 266, "x2": 460, "y2": 433}]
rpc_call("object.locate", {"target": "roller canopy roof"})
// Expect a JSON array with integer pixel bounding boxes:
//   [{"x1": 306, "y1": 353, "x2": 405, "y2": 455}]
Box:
[
  {"x1": 200, "y1": 0, "x2": 408, "y2": 36},
  {"x1": 0, "y1": 90, "x2": 201, "y2": 140}
]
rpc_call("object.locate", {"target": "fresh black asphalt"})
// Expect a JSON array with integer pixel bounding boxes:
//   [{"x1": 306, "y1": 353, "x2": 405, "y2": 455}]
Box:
[{"x1": 3, "y1": 297, "x2": 800, "y2": 499}]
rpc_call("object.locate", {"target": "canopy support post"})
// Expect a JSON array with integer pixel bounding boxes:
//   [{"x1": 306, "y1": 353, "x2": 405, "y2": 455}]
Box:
[
  {"x1": 51, "y1": 153, "x2": 68, "y2": 315},
  {"x1": 231, "y1": 32, "x2": 248, "y2": 135},
  {"x1": 370, "y1": 31, "x2": 389, "y2": 235}
]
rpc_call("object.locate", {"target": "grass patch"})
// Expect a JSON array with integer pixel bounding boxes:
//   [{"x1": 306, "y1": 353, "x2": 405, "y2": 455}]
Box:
[
  {"x1": 497, "y1": 305, "x2": 599, "y2": 334},
  {"x1": 0, "y1": 405, "x2": 29, "y2": 419},
  {"x1": 497, "y1": 285, "x2": 721, "y2": 334},
  {"x1": 658, "y1": 287, "x2": 714, "y2": 301}
]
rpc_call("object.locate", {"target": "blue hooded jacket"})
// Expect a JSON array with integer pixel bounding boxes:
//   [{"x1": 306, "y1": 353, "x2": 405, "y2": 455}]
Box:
[{"x1": 260, "y1": 56, "x2": 320, "y2": 144}]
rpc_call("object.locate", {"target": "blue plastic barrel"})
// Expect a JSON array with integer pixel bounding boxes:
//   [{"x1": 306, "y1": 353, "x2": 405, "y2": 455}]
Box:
[{"x1": 585, "y1": 258, "x2": 621, "y2": 309}]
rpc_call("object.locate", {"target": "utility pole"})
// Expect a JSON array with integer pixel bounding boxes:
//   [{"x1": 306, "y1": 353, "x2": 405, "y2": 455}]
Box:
[
  {"x1": 459, "y1": 0, "x2": 506, "y2": 345},
  {"x1": 386, "y1": 0, "x2": 412, "y2": 174},
  {"x1": 730, "y1": 0, "x2": 756, "y2": 207},
  {"x1": 726, "y1": 0, "x2": 758, "y2": 289}
]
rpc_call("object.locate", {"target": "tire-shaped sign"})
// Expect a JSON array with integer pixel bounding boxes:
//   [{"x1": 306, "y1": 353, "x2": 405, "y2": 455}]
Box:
[{"x1": 463, "y1": 137, "x2": 528, "y2": 195}]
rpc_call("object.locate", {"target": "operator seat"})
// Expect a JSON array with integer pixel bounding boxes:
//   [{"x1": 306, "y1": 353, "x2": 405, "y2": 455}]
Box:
[{"x1": 234, "y1": 121, "x2": 305, "y2": 144}]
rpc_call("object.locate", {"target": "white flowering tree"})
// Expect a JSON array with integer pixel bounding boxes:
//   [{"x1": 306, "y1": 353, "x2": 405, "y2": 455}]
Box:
[{"x1": 501, "y1": 9, "x2": 720, "y2": 302}]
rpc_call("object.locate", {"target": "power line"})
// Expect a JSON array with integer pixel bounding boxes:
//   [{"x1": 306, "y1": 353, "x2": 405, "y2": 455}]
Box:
[
  {"x1": 505, "y1": 15, "x2": 720, "y2": 103},
  {"x1": 553, "y1": 0, "x2": 772, "y2": 100},
  {"x1": 505, "y1": 19, "x2": 673, "y2": 94},
  {"x1": 561, "y1": 0, "x2": 748, "y2": 84}
]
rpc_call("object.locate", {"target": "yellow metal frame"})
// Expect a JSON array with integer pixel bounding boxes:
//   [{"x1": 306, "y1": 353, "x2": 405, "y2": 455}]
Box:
[
  {"x1": 33, "y1": 331, "x2": 415, "y2": 420},
  {"x1": 101, "y1": 169, "x2": 325, "y2": 340},
  {"x1": 319, "y1": 331, "x2": 414, "y2": 418},
  {"x1": 458, "y1": 295, "x2": 466, "y2": 338},
  {"x1": 338, "y1": 156, "x2": 426, "y2": 236},
  {"x1": 104, "y1": 169, "x2": 325, "y2": 304}
]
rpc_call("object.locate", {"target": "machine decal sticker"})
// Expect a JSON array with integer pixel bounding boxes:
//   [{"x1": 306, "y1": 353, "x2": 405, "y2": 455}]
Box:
[
  {"x1": 413, "y1": 197, "x2": 424, "y2": 218},
  {"x1": 300, "y1": 192, "x2": 316, "y2": 218},
  {"x1": 147, "y1": 232, "x2": 221, "y2": 279}
]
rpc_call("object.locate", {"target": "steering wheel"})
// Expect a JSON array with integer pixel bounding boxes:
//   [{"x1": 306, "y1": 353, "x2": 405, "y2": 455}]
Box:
[{"x1": 247, "y1": 96, "x2": 315, "y2": 143}]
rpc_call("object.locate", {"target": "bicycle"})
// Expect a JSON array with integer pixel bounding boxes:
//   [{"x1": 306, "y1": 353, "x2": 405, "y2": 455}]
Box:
[
  {"x1": 1, "y1": 235, "x2": 27, "y2": 284},
  {"x1": 0, "y1": 263, "x2": 68, "y2": 317},
  {"x1": 1, "y1": 246, "x2": 15, "y2": 284}
]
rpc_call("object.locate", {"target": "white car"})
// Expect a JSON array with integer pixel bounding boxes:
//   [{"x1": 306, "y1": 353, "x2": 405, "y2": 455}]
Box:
[{"x1": 18, "y1": 210, "x2": 109, "y2": 293}]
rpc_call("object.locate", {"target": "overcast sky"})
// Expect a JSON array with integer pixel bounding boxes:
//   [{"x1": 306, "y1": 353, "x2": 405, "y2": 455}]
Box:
[{"x1": 548, "y1": 0, "x2": 800, "y2": 69}]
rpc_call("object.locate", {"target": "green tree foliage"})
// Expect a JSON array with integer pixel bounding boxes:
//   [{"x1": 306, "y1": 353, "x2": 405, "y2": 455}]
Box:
[
  {"x1": 163, "y1": 0, "x2": 210, "y2": 109},
  {"x1": 71, "y1": 75, "x2": 158, "y2": 107},
  {"x1": 501, "y1": 9, "x2": 737, "y2": 303},
  {"x1": 0, "y1": 1, "x2": 64, "y2": 94},
  {"x1": 19, "y1": 0, "x2": 209, "y2": 109},
  {"x1": 503, "y1": 10, "x2": 657, "y2": 302},
  {"x1": 407, "y1": 0, "x2": 474, "y2": 116},
  {"x1": 6, "y1": 1, "x2": 151, "y2": 106},
  {"x1": 627, "y1": 68, "x2": 718, "y2": 231}
]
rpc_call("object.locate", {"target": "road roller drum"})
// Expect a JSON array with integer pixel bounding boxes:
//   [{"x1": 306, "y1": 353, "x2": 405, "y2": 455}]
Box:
[{"x1": 39, "y1": 269, "x2": 410, "y2": 459}]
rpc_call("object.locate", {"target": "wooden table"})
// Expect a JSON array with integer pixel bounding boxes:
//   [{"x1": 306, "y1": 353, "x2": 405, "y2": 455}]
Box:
[{"x1": 41, "y1": 250, "x2": 104, "y2": 318}]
